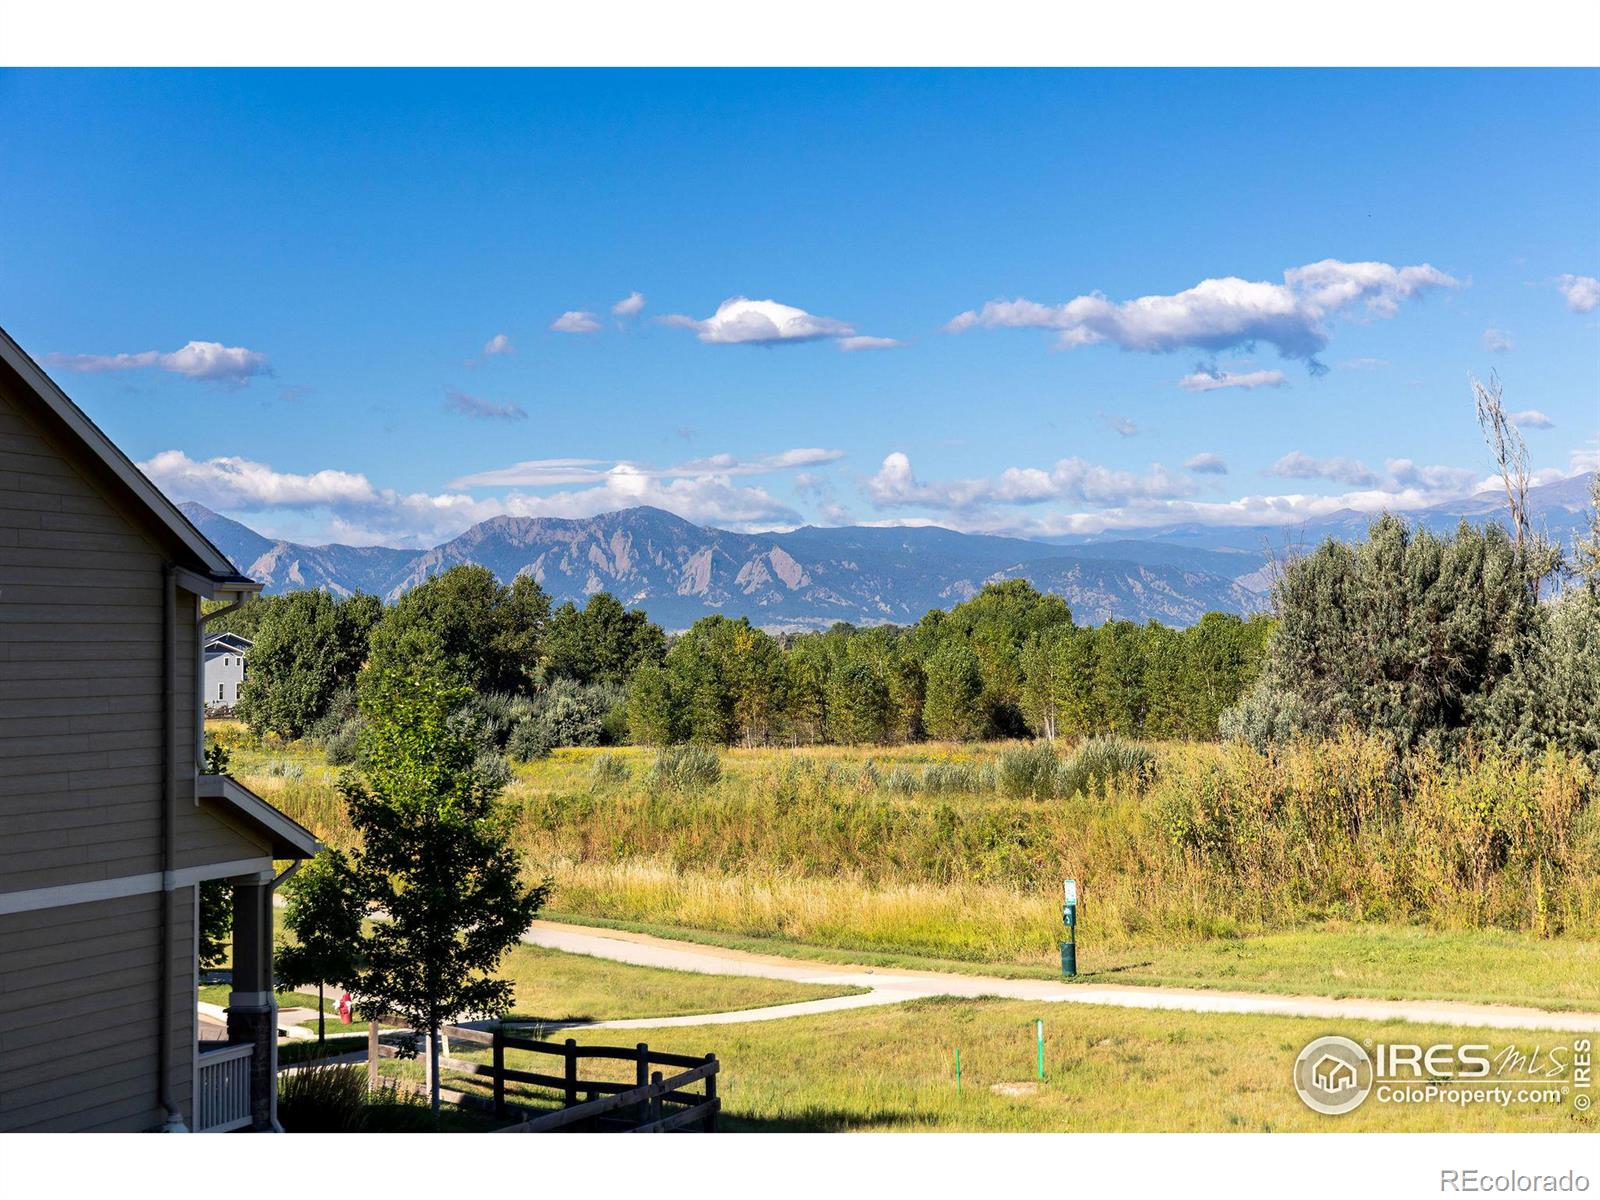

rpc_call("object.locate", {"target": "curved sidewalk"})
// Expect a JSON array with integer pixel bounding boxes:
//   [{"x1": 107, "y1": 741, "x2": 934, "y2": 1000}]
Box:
[{"x1": 524, "y1": 921, "x2": 1600, "y2": 1034}]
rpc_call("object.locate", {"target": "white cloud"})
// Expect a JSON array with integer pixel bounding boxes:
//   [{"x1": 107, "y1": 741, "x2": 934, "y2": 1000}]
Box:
[
  {"x1": 1556, "y1": 274, "x2": 1600, "y2": 313},
  {"x1": 865, "y1": 451, "x2": 1193, "y2": 512},
  {"x1": 1185, "y1": 453, "x2": 1228, "y2": 475},
  {"x1": 142, "y1": 449, "x2": 805, "y2": 545},
  {"x1": 452, "y1": 447, "x2": 842, "y2": 490},
  {"x1": 550, "y1": 310, "x2": 602, "y2": 334},
  {"x1": 46, "y1": 340, "x2": 270, "y2": 384},
  {"x1": 1382, "y1": 458, "x2": 1479, "y2": 494},
  {"x1": 1265, "y1": 452, "x2": 1480, "y2": 496},
  {"x1": 483, "y1": 333, "x2": 514, "y2": 356},
  {"x1": 1265, "y1": 451, "x2": 1380, "y2": 488},
  {"x1": 661, "y1": 297, "x2": 855, "y2": 346},
  {"x1": 1482, "y1": 327, "x2": 1515, "y2": 353},
  {"x1": 837, "y1": 335, "x2": 904, "y2": 352},
  {"x1": 141, "y1": 450, "x2": 381, "y2": 510},
  {"x1": 946, "y1": 259, "x2": 1458, "y2": 369},
  {"x1": 855, "y1": 448, "x2": 1524, "y2": 540},
  {"x1": 611, "y1": 291, "x2": 647, "y2": 319},
  {"x1": 443, "y1": 388, "x2": 527, "y2": 422},
  {"x1": 1177, "y1": 368, "x2": 1288, "y2": 393},
  {"x1": 1509, "y1": 409, "x2": 1554, "y2": 430},
  {"x1": 1101, "y1": 413, "x2": 1139, "y2": 437}
]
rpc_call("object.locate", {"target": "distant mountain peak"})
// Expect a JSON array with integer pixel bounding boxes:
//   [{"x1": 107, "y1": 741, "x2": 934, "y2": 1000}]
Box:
[{"x1": 175, "y1": 472, "x2": 1594, "y2": 631}]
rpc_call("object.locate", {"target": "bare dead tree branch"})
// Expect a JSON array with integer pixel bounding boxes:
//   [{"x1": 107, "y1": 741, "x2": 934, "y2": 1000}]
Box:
[
  {"x1": 1471, "y1": 370, "x2": 1551, "y2": 599},
  {"x1": 1471, "y1": 370, "x2": 1530, "y2": 550}
]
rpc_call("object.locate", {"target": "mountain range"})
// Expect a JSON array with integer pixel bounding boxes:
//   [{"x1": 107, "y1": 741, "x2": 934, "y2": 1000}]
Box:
[{"x1": 178, "y1": 471, "x2": 1594, "y2": 630}]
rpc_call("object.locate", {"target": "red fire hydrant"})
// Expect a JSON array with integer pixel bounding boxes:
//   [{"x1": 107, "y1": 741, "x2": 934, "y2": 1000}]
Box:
[{"x1": 338, "y1": 991, "x2": 353, "y2": 1025}]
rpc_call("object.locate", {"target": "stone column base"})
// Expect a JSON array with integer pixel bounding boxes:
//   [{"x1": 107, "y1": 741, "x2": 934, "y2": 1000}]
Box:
[{"x1": 225, "y1": 1002, "x2": 278, "y2": 1131}]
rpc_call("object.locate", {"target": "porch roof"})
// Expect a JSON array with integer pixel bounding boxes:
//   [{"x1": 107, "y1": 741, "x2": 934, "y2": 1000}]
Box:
[{"x1": 196, "y1": 774, "x2": 322, "y2": 860}]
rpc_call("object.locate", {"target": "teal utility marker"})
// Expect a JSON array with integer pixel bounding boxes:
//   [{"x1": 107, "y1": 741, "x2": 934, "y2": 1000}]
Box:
[
  {"x1": 1060, "y1": 878, "x2": 1079, "y2": 977},
  {"x1": 956, "y1": 1048, "x2": 962, "y2": 1095},
  {"x1": 1036, "y1": 1019, "x2": 1045, "y2": 1079}
]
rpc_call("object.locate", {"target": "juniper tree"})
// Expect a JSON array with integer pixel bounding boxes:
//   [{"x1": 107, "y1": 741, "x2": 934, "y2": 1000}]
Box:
[
  {"x1": 345, "y1": 628, "x2": 548, "y2": 1120},
  {"x1": 1240, "y1": 515, "x2": 1550, "y2": 754}
]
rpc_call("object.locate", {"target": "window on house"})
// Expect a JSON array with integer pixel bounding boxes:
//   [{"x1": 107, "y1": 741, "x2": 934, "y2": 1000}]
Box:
[{"x1": 218, "y1": 683, "x2": 225, "y2": 701}]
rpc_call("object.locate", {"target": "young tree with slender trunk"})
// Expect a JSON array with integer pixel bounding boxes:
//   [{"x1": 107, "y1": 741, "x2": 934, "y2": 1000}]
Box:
[
  {"x1": 274, "y1": 850, "x2": 366, "y2": 1048},
  {"x1": 345, "y1": 627, "x2": 549, "y2": 1121}
]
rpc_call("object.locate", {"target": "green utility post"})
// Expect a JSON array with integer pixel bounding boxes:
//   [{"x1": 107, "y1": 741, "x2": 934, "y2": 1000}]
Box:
[
  {"x1": 1060, "y1": 878, "x2": 1078, "y2": 977},
  {"x1": 956, "y1": 1048, "x2": 962, "y2": 1095},
  {"x1": 1036, "y1": 1019, "x2": 1045, "y2": 1079}
]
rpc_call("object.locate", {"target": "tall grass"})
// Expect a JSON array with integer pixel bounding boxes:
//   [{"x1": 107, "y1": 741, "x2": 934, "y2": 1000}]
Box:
[{"x1": 253, "y1": 733, "x2": 1599, "y2": 964}]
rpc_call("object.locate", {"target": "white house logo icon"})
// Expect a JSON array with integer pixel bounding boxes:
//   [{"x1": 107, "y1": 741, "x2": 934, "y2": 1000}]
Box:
[
  {"x1": 1312, "y1": 1054, "x2": 1358, "y2": 1094},
  {"x1": 1294, "y1": 1036, "x2": 1374, "y2": 1115}
]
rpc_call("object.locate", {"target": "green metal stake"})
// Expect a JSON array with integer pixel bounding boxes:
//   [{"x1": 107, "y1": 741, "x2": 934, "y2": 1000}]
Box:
[
  {"x1": 1036, "y1": 1019, "x2": 1044, "y2": 1080},
  {"x1": 956, "y1": 1048, "x2": 961, "y2": 1095}
]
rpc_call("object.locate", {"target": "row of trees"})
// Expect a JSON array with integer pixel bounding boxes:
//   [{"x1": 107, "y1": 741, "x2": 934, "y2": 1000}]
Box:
[
  {"x1": 221, "y1": 562, "x2": 1273, "y2": 753},
  {"x1": 626, "y1": 582, "x2": 1272, "y2": 747},
  {"x1": 222, "y1": 568, "x2": 663, "y2": 744}
]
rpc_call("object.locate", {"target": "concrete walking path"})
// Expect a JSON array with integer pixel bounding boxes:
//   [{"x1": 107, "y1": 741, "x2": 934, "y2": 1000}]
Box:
[{"x1": 523, "y1": 921, "x2": 1600, "y2": 1034}]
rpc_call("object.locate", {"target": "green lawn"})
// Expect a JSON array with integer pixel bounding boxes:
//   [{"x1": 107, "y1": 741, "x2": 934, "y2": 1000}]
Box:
[
  {"x1": 404, "y1": 995, "x2": 1596, "y2": 1133},
  {"x1": 496, "y1": 942, "x2": 863, "y2": 1024},
  {"x1": 279, "y1": 1033, "x2": 371, "y2": 1064},
  {"x1": 539, "y1": 912, "x2": 1600, "y2": 1012},
  {"x1": 207, "y1": 944, "x2": 858, "y2": 1031},
  {"x1": 200, "y1": 983, "x2": 343, "y2": 1016},
  {"x1": 1092, "y1": 925, "x2": 1600, "y2": 1011}
]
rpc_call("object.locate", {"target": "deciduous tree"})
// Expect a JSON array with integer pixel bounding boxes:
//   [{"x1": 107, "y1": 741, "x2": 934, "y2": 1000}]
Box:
[{"x1": 345, "y1": 630, "x2": 548, "y2": 1120}]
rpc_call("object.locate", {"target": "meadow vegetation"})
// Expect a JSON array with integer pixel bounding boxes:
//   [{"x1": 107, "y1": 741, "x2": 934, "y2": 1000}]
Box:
[
  {"x1": 213, "y1": 477, "x2": 1600, "y2": 1017},
  {"x1": 387, "y1": 994, "x2": 1597, "y2": 1133},
  {"x1": 225, "y1": 726, "x2": 1599, "y2": 1005}
]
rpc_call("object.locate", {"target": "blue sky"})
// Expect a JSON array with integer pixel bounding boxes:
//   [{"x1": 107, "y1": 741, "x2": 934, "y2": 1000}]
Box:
[{"x1": 2, "y1": 68, "x2": 1596, "y2": 547}]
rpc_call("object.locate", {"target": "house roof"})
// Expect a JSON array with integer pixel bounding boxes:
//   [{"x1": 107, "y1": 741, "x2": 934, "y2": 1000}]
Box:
[
  {"x1": 0, "y1": 324, "x2": 261, "y2": 598},
  {"x1": 204, "y1": 631, "x2": 254, "y2": 654},
  {"x1": 196, "y1": 774, "x2": 321, "y2": 859}
]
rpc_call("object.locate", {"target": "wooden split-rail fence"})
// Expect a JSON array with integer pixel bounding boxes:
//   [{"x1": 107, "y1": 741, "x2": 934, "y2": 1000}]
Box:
[{"x1": 369, "y1": 1021, "x2": 720, "y2": 1133}]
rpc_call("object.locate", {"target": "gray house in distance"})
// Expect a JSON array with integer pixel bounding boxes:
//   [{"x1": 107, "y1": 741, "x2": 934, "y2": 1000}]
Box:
[
  {"x1": 0, "y1": 326, "x2": 320, "y2": 1132},
  {"x1": 204, "y1": 631, "x2": 251, "y2": 712}
]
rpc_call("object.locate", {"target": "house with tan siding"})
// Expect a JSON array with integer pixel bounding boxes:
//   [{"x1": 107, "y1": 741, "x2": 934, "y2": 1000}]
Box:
[{"x1": 0, "y1": 326, "x2": 320, "y2": 1132}]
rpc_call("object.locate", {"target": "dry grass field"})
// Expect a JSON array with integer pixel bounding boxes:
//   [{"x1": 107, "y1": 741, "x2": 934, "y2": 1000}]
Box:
[{"x1": 221, "y1": 725, "x2": 1600, "y2": 1011}]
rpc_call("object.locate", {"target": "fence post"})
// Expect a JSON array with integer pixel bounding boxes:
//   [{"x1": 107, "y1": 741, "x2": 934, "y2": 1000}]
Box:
[
  {"x1": 563, "y1": 1038, "x2": 578, "y2": 1108},
  {"x1": 635, "y1": 1043, "x2": 649, "y2": 1128},
  {"x1": 650, "y1": 1070, "x2": 664, "y2": 1130},
  {"x1": 493, "y1": 1029, "x2": 507, "y2": 1121},
  {"x1": 367, "y1": 1020, "x2": 379, "y2": 1092},
  {"x1": 704, "y1": 1053, "x2": 718, "y2": 1132}
]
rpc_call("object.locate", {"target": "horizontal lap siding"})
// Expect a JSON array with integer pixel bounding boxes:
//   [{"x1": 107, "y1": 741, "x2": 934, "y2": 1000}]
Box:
[
  {"x1": 0, "y1": 893, "x2": 169, "y2": 1131},
  {"x1": 175, "y1": 803, "x2": 270, "y2": 870},
  {"x1": 0, "y1": 378, "x2": 168, "y2": 891},
  {"x1": 0, "y1": 375, "x2": 210, "y2": 1130}
]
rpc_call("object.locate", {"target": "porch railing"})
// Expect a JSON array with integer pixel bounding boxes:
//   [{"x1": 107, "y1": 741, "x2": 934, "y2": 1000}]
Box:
[{"x1": 195, "y1": 1042, "x2": 255, "y2": 1132}]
